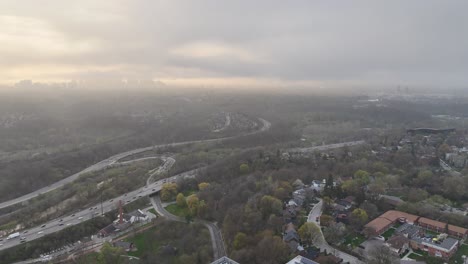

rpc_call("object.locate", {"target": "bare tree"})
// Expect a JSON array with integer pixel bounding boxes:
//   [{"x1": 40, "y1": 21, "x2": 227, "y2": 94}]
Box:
[{"x1": 366, "y1": 244, "x2": 399, "y2": 264}]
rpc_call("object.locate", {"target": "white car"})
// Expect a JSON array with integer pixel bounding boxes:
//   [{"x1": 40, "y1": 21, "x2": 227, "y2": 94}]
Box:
[
  {"x1": 78, "y1": 217, "x2": 83, "y2": 220},
  {"x1": 37, "y1": 231, "x2": 44, "y2": 235}
]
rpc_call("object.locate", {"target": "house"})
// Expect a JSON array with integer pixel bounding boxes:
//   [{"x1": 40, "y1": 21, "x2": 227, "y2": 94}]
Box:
[
  {"x1": 385, "y1": 235, "x2": 409, "y2": 255},
  {"x1": 364, "y1": 210, "x2": 419, "y2": 236},
  {"x1": 284, "y1": 223, "x2": 301, "y2": 252},
  {"x1": 112, "y1": 241, "x2": 134, "y2": 252},
  {"x1": 286, "y1": 255, "x2": 319, "y2": 264},
  {"x1": 379, "y1": 195, "x2": 404, "y2": 208},
  {"x1": 211, "y1": 256, "x2": 240, "y2": 264},
  {"x1": 293, "y1": 179, "x2": 305, "y2": 189},
  {"x1": 395, "y1": 223, "x2": 422, "y2": 239},
  {"x1": 311, "y1": 180, "x2": 325, "y2": 192},
  {"x1": 299, "y1": 247, "x2": 320, "y2": 261},
  {"x1": 118, "y1": 209, "x2": 149, "y2": 224},
  {"x1": 98, "y1": 224, "x2": 117, "y2": 237},
  {"x1": 314, "y1": 254, "x2": 343, "y2": 264},
  {"x1": 447, "y1": 224, "x2": 467, "y2": 239},
  {"x1": 417, "y1": 217, "x2": 446, "y2": 233},
  {"x1": 410, "y1": 236, "x2": 458, "y2": 259}
]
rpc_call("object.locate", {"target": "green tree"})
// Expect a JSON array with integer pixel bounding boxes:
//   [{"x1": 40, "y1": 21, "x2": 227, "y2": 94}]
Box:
[
  {"x1": 354, "y1": 170, "x2": 370, "y2": 184},
  {"x1": 319, "y1": 214, "x2": 334, "y2": 227},
  {"x1": 239, "y1": 163, "x2": 250, "y2": 174},
  {"x1": 349, "y1": 208, "x2": 368, "y2": 230},
  {"x1": 198, "y1": 182, "x2": 210, "y2": 191},
  {"x1": 176, "y1": 193, "x2": 186, "y2": 207},
  {"x1": 298, "y1": 222, "x2": 322, "y2": 246},
  {"x1": 161, "y1": 183, "x2": 178, "y2": 201},
  {"x1": 233, "y1": 232, "x2": 248, "y2": 250},
  {"x1": 186, "y1": 194, "x2": 199, "y2": 215},
  {"x1": 259, "y1": 195, "x2": 283, "y2": 217},
  {"x1": 97, "y1": 242, "x2": 126, "y2": 264}
]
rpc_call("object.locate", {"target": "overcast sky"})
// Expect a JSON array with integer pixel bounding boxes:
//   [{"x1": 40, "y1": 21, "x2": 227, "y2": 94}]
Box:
[{"x1": 1, "y1": 0, "x2": 468, "y2": 89}]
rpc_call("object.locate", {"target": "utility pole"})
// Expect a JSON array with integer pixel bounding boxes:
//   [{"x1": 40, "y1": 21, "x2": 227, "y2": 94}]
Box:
[{"x1": 100, "y1": 190, "x2": 104, "y2": 216}]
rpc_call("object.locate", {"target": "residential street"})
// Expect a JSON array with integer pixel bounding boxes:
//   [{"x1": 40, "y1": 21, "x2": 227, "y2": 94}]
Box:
[{"x1": 307, "y1": 199, "x2": 365, "y2": 264}]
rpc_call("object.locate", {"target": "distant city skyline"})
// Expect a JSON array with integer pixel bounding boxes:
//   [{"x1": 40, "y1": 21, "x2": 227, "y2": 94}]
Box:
[{"x1": 1, "y1": 1, "x2": 468, "y2": 89}]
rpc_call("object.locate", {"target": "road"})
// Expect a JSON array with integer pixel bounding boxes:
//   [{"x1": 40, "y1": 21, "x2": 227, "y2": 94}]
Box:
[
  {"x1": 288, "y1": 140, "x2": 365, "y2": 154},
  {"x1": 150, "y1": 195, "x2": 226, "y2": 260},
  {"x1": 307, "y1": 200, "x2": 364, "y2": 264},
  {"x1": 213, "y1": 112, "x2": 231, "y2": 133},
  {"x1": 0, "y1": 159, "x2": 199, "y2": 251},
  {"x1": 0, "y1": 118, "x2": 271, "y2": 211}
]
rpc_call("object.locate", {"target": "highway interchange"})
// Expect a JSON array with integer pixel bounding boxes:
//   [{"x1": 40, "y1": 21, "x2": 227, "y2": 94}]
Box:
[
  {"x1": 0, "y1": 118, "x2": 270, "y2": 252},
  {"x1": 0, "y1": 116, "x2": 365, "y2": 262},
  {"x1": 0, "y1": 158, "x2": 198, "y2": 251}
]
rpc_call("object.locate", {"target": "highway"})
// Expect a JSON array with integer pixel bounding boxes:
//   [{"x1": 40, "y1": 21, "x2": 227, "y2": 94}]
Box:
[
  {"x1": 0, "y1": 159, "x2": 198, "y2": 251},
  {"x1": 0, "y1": 118, "x2": 271, "y2": 211},
  {"x1": 288, "y1": 140, "x2": 366, "y2": 154}
]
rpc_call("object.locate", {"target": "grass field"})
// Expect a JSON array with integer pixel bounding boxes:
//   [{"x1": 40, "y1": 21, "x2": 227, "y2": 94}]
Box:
[
  {"x1": 165, "y1": 204, "x2": 190, "y2": 217},
  {"x1": 343, "y1": 233, "x2": 366, "y2": 248},
  {"x1": 126, "y1": 227, "x2": 160, "y2": 257},
  {"x1": 382, "y1": 228, "x2": 396, "y2": 239},
  {"x1": 450, "y1": 243, "x2": 468, "y2": 264},
  {"x1": 408, "y1": 253, "x2": 425, "y2": 261}
]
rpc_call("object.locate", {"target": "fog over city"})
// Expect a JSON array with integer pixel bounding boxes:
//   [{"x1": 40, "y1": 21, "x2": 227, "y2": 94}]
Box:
[
  {"x1": 2, "y1": 2, "x2": 468, "y2": 264},
  {"x1": 2, "y1": 0, "x2": 468, "y2": 90}
]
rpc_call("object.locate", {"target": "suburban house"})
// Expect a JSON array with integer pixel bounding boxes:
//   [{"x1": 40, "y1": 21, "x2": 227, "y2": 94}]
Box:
[
  {"x1": 385, "y1": 235, "x2": 409, "y2": 255},
  {"x1": 112, "y1": 241, "x2": 134, "y2": 252},
  {"x1": 284, "y1": 223, "x2": 301, "y2": 252},
  {"x1": 410, "y1": 236, "x2": 459, "y2": 259},
  {"x1": 210, "y1": 256, "x2": 240, "y2": 264},
  {"x1": 286, "y1": 255, "x2": 319, "y2": 264},
  {"x1": 418, "y1": 217, "x2": 446, "y2": 233}
]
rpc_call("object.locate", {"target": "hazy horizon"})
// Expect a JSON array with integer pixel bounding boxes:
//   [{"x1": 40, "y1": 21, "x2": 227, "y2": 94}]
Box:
[{"x1": 2, "y1": 1, "x2": 468, "y2": 90}]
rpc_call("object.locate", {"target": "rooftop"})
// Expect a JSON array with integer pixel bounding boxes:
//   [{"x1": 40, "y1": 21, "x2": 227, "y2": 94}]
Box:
[
  {"x1": 412, "y1": 236, "x2": 458, "y2": 252},
  {"x1": 286, "y1": 255, "x2": 319, "y2": 264},
  {"x1": 210, "y1": 256, "x2": 240, "y2": 264},
  {"x1": 418, "y1": 217, "x2": 446, "y2": 229}
]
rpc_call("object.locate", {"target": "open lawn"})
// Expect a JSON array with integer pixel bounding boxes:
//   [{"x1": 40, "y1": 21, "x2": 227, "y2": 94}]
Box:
[
  {"x1": 408, "y1": 253, "x2": 425, "y2": 261},
  {"x1": 450, "y1": 243, "x2": 468, "y2": 264},
  {"x1": 126, "y1": 227, "x2": 160, "y2": 257},
  {"x1": 147, "y1": 208, "x2": 158, "y2": 216},
  {"x1": 382, "y1": 228, "x2": 396, "y2": 240},
  {"x1": 343, "y1": 233, "x2": 366, "y2": 248},
  {"x1": 165, "y1": 204, "x2": 190, "y2": 218},
  {"x1": 123, "y1": 221, "x2": 212, "y2": 262}
]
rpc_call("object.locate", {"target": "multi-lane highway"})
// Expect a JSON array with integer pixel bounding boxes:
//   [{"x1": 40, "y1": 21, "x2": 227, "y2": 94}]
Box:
[
  {"x1": 288, "y1": 140, "x2": 366, "y2": 154},
  {"x1": 0, "y1": 159, "x2": 197, "y2": 251},
  {"x1": 0, "y1": 118, "x2": 271, "y2": 211}
]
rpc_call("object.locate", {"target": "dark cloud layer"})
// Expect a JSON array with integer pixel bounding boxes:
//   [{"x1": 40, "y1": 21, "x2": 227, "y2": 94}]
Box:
[{"x1": 1, "y1": 0, "x2": 468, "y2": 87}]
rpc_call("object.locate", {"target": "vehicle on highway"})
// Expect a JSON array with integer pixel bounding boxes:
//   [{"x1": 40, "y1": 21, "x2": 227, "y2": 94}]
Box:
[
  {"x1": 59, "y1": 223, "x2": 64, "y2": 226},
  {"x1": 20, "y1": 237, "x2": 26, "y2": 240},
  {"x1": 7, "y1": 232, "x2": 20, "y2": 240},
  {"x1": 78, "y1": 217, "x2": 83, "y2": 220},
  {"x1": 20, "y1": 240, "x2": 26, "y2": 243},
  {"x1": 66, "y1": 223, "x2": 71, "y2": 226},
  {"x1": 71, "y1": 214, "x2": 75, "y2": 217},
  {"x1": 59, "y1": 219, "x2": 63, "y2": 222},
  {"x1": 37, "y1": 231, "x2": 44, "y2": 235},
  {"x1": 41, "y1": 224, "x2": 46, "y2": 228},
  {"x1": 109, "y1": 199, "x2": 113, "y2": 202}
]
